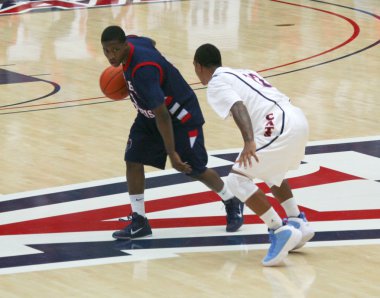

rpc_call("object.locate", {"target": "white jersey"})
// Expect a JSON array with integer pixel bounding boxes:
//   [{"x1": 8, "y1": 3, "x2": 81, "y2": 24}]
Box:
[
  {"x1": 207, "y1": 66, "x2": 309, "y2": 186},
  {"x1": 207, "y1": 67, "x2": 293, "y2": 147}
]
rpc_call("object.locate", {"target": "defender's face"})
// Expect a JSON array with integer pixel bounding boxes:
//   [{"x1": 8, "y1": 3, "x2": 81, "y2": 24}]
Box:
[
  {"x1": 102, "y1": 40, "x2": 128, "y2": 67},
  {"x1": 193, "y1": 60, "x2": 207, "y2": 86}
]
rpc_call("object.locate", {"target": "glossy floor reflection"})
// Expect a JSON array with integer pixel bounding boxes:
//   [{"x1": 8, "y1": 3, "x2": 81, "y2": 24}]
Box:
[{"x1": 0, "y1": 0, "x2": 379, "y2": 297}]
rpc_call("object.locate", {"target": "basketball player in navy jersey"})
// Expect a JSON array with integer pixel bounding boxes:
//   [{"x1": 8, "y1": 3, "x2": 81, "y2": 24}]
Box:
[
  {"x1": 100, "y1": 26, "x2": 244, "y2": 239},
  {"x1": 193, "y1": 44, "x2": 315, "y2": 266}
]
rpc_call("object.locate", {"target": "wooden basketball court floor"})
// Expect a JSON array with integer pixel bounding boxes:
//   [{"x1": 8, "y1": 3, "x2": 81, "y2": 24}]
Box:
[{"x1": 0, "y1": 0, "x2": 379, "y2": 297}]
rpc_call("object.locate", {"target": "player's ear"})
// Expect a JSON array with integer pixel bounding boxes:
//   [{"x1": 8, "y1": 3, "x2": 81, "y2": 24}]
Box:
[
  {"x1": 193, "y1": 61, "x2": 202, "y2": 70},
  {"x1": 122, "y1": 42, "x2": 130, "y2": 54}
]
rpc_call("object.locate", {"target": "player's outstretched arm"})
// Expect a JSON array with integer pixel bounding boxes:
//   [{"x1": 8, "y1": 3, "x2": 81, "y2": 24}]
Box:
[{"x1": 230, "y1": 101, "x2": 259, "y2": 168}]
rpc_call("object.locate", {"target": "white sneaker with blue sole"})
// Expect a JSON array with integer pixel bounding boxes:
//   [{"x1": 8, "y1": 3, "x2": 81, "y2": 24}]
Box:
[
  {"x1": 286, "y1": 212, "x2": 315, "y2": 250},
  {"x1": 262, "y1": 225, "x2": 302, "y2": 267}
]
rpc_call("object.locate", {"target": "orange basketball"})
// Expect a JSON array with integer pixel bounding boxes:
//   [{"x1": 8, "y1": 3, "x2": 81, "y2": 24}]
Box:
[{"x1": 99, "y1": 65, "x2": 129, "y2": 100}]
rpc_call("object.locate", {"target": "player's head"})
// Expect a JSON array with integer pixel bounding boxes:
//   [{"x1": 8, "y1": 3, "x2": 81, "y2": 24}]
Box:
[
  {"x1": 101, "y1": 26, "x2": 129, "y2": 67},
  {"x1": 193, "y1": 44, "x2": 222, "y2": 85},
  {"x1": 194, "y1": 43, "x2": 222, "y2": 67}
]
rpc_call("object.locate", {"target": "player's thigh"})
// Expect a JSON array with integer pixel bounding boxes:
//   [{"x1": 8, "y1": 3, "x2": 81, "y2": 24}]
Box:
[
  {"x1": 125, "y1": 119, "x2": 167, "y2": 169},
  {"x1": 174, "y1": 125, "x2": 208, "y2": 176},
  {"x1": 233, "y1": 136, "x2": 303, "y2": 186}
]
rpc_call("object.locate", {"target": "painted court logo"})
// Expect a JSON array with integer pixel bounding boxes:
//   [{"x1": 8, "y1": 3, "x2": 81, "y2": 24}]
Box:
[
  {"x1": 0, "y1": 136, "x2": 379, "y2": 275},
  {"x1": 0, "y1": 0, "x2": 173, "y2": 15}
]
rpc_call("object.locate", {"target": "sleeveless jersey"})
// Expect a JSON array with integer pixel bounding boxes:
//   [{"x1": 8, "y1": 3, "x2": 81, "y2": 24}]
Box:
[{"x1": 122, "y1": 35, "x2": 204, "y2": 127}]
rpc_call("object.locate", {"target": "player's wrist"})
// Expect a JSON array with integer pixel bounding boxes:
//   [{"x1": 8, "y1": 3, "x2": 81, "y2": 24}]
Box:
[{"x1": 244, "y1": 139, "x2": 255, "y2": 144}]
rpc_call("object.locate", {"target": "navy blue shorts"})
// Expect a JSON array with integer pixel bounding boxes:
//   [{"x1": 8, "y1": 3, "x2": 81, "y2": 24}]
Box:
[{"x1": 124, "y1": 117, "x2": 208, "y2": 176}]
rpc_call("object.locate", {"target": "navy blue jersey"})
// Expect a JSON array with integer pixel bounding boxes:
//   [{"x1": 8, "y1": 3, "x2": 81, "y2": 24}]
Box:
[{"x1": 122, "y1": 35, "x2": 205, "y2": 127}]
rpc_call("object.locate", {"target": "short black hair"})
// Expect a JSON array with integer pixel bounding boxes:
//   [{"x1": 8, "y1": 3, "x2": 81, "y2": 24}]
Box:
[
  {"x1": 194, "y1": 43, "x2": 222, "y2": 67},
  {"x1": 101, "y1": 26, "x2": 126, "y2": 43}
]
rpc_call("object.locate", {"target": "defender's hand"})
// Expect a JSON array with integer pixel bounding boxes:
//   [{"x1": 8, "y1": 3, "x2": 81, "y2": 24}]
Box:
[{"x1": 236, "y1": 141, "x2": 259, "y2": 168}]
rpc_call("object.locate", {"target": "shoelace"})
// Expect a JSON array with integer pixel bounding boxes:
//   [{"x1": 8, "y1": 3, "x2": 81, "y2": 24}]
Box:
[
  {"x1": 283, "y1": 213, "x2": 306, "y2": 225},
  {"x1": 118, "y1": 213, "x2": 134, "y2": 223},
  {"x1": 117, "y1": 214, "x2": 137, "y2": 231}
]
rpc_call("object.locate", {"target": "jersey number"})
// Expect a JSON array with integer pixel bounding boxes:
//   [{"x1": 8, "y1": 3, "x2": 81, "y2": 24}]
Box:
[{"x1": 245, "y1": 73, "x2": 272, "y2": 88}]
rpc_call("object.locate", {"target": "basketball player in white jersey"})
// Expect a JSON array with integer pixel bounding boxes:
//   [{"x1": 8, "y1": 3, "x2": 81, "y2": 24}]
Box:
[{"x1": 193, "y1": 44, "x2": 314, "y2": 267}]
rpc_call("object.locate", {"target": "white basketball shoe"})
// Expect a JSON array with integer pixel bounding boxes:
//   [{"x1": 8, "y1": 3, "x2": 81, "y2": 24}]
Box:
[{"x1": 286, "y1": 212, "x2": 315, "y2": 250}]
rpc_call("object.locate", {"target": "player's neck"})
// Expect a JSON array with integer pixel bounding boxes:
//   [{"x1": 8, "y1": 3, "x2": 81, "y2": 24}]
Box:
[{"x1": 121, "y1": 49, "x2": 130, "y2": 65}]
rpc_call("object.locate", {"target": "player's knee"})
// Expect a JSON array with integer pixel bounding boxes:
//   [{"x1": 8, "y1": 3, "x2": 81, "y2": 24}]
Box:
[{"x1": 226, "y1": 173, "x2": 258, "y2": 203}]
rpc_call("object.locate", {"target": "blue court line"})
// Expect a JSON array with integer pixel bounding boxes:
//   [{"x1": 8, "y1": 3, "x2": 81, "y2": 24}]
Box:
[
  {"x1": 0, "y1": 165, "x2": 231, "y2": 213},
  {"x1": 0, "y1": 229, "x2": 378, "y2": 269}
]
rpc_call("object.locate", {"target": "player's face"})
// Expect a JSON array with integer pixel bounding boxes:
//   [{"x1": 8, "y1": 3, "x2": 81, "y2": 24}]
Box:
[
  {"x1": 193, "y1": 60, "x2": 207, "y2": 86},
  {"x1": 102, "y1": 40, "x2": 128, "y2": 67}
]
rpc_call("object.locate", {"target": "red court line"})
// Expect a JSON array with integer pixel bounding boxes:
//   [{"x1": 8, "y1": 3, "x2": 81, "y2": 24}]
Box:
[
  {"x1": 258, "y1": 0, "x2": 360, "y2": 72},
  {"x1": 0, "y1": 166, "x2": 366, "y2": 235},
  {"x1": 0, "y1": 96, "x2": 108, "y2": 111},
  {"x1": 2, "y1": 205, "x2": 378, "y2": 235}
]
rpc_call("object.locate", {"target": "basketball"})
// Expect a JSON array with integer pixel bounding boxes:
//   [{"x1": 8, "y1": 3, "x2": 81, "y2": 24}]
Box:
[{"x1": 99, "y1": 65, "x2": 129, "y2": 100}]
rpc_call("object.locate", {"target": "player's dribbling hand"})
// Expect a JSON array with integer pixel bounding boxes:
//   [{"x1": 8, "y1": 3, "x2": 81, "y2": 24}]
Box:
[
  {"x1": 169, "y1": 152, "x2": 192, "y2": 174},
  {"x1": 236, "y1": 141, "x2": 259, "y2": 169}
]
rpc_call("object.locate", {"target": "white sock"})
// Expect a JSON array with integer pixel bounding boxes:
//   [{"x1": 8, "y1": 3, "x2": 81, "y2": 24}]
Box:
[
  {"x1": 281, "y1": 197, "x2": 300, "y2": 218},
  {"x1": 217, "y1": 184, "x2": 234, "y2": 201},
  {"x1": 260, "y1": 207, "x2": 283, "y2": 230},
  {"x1": 130, "y1": 194, "x2": 145, "y2": 216}
]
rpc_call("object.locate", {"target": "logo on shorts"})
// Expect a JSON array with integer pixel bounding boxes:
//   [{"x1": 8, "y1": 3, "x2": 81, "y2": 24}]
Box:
[
  {"x1": 126, "y1": 139, "x2": 133, "y2": 151},
  {"x1": 264, "y1": 113, "x2": 275, "y2": 137}
]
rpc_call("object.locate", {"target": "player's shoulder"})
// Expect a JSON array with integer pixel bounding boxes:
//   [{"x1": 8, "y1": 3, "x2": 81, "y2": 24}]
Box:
[
  {"x1": 210, "y1": 67, "x2": 236, "y2": 85},
  {"x1": 127, "y1": 35, "x2": 155, "y2": 48},
  {"x1": 214, "y1": 66, "x2": 232, "y2": 75},
  {"x1": 214, "y1": 66, "x2": 248, "y2": 79}
]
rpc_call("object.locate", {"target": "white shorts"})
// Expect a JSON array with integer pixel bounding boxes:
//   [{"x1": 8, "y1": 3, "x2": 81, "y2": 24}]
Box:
[{"x1": 232, "y1": 106, "x2": 309, "y2": 187}]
